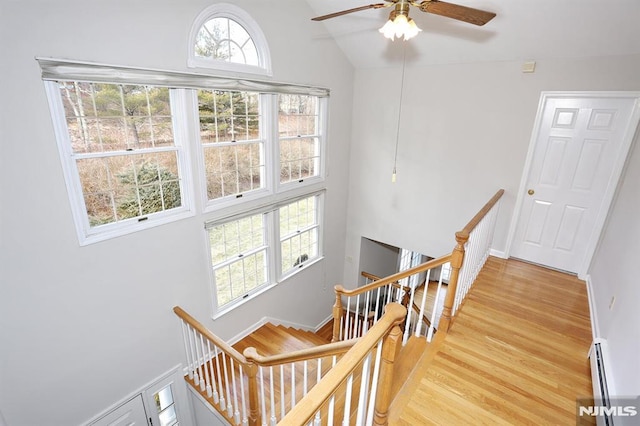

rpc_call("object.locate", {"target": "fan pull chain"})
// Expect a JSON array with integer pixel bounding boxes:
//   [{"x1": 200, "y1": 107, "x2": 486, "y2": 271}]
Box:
[{"x1": 392, "y1": 44, "x2": 407, "y2": 183}]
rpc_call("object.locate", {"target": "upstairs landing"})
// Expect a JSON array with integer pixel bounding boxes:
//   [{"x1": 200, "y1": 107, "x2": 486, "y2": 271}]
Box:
[{"x1": 389, "y1": 257, "x2": 594, "y2": 425}]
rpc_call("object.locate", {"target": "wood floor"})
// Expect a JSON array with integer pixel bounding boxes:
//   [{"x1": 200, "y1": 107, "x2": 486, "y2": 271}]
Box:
[{"x1": 389, "y1": 257, "x2": 594, "y2": 426}]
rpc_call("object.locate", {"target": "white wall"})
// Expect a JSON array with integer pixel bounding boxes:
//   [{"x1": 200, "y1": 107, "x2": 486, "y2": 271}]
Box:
[
  {"x1": 342, "y1": 54, "x2": 640, "y2": 285},
  {"x1": 0, "y1": 1, "x2": 353, "y2": 425},
  {"x1": 588, "y1": 133, "x2": 640, "y2": 397},
  {"x1": 357, "y1": 238, "x2": 400, "y2": 287}
]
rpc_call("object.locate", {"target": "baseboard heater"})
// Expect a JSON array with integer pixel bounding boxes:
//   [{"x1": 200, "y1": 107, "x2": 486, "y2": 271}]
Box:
[{"x1": 589, "y1": 339, "x2": 613, "y2": 426}]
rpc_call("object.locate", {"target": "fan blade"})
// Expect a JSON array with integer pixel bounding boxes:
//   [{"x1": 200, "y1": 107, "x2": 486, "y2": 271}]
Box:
[
  {"x1": 311, "y1": 3, "x2": 390, "y2": 21},
  {"x1": 418, "y1": 0, "x2": 496, "y2": 26}
]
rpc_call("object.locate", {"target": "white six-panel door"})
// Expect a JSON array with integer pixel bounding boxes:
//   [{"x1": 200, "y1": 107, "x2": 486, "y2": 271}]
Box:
[{"x1": 511, "y1": 94, "x2": 639, "y2": 273}]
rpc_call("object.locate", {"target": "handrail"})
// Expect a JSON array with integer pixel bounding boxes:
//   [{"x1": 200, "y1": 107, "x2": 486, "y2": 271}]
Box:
[
  {"x1": 361, "y1": 271, "x2": 381, "y2": 281},
  {"x1": 440, "y1": 188, "x2": 505, "y2": 331},
  {"x1": 243, "y1": 338, "x2": 357, "y2": 366},
  {"x1": 278, "y1": 303, "x2": 407, "y2": 426},
  {"x1": 337, "y1": 254, "x2": 452, "y2": 296},
  {"x1": 456, "y1": 189, "x2": 504, "y2": 241},
  {"x1": 173, "y1": 306, "x2": 247, "y2": 364}
]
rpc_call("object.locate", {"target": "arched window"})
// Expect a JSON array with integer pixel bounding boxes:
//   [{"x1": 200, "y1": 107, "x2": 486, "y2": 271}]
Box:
[{"x1": 188, "y1": 4, "x2": 271, "y2": 76}]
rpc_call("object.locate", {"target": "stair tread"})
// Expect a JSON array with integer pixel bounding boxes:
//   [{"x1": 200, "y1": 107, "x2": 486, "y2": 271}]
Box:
[{"x1": 274, "y1": 324, "x2": 331, "y2": 346}]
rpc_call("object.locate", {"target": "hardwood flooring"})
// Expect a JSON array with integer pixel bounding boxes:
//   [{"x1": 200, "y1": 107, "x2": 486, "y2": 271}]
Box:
[{"x1": 389, "y1": 257, "x2": 594, "y2": 426}]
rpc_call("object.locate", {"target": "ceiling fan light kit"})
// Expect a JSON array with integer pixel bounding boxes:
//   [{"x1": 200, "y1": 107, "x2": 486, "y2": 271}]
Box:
[
  {"x1": 379, "y1": 12, "x2": 422, "y2": 41},
  {"x1": 312, "y1": 0, "x2": 496, "y2": 40}
]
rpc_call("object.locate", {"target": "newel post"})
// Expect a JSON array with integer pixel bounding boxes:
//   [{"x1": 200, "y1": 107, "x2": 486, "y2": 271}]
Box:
[
  {"x1": 245, "y1": 360, "x2": 260, "y2": 426},
  {"x1": 439, "y1": 232, "x2": 468, "y2": 333},
  {"x1": 373, "y1": 316, "x2": 404, "y2": 426},
  {"x1": 331, "y1": 285, "x2": 345, "y2": 342}
]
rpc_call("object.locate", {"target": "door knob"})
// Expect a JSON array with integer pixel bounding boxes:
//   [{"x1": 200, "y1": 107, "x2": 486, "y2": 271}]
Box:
[{"x1": 527, "y1": 189, "x2": 535, "y2": 195}]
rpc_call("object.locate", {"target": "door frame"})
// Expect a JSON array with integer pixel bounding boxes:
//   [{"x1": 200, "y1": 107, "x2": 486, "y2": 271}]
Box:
[{"x1": 505, "y1": 91, "x2": 640, "y2": 279}]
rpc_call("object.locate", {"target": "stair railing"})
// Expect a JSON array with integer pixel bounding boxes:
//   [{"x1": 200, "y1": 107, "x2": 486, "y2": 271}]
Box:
[
  {"x1": 173, "y1": 306, "x2": 254, "y2": 425},
  {"x1": 174, "y1": 307, "x2": 360, "y2": 426},
  {"x1": 243, "y1": 339, "x2": 358, "y2": 425},
  {"x1": 333, "y1": 189, "x2": 505, "y2": 341},
  {"x1": 334, "y1": 255, "x2": 453, "y2": 344},
  {"x1": 278, "y1": 303, "x2": 406, "y2": 426},
  {"x1": 451, "y1": 188, "x2": 504, "y2": 316}
]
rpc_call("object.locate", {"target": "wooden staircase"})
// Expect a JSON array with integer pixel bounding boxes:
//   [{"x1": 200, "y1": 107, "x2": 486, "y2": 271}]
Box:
[
  {"x1": 233, "y1": 323, "x2": 332, "y2": 356},
  {"x1": 226, "y1": 321, "x2": 429, "y2": 424}
]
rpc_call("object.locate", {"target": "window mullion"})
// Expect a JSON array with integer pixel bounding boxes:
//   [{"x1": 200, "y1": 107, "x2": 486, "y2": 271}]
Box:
[
  {"x1": 267, "y1": 209, "x2": 281, "y2": 282},
  {"x1": 263, "y1": 94, "x2": 277, "y2": 194}
]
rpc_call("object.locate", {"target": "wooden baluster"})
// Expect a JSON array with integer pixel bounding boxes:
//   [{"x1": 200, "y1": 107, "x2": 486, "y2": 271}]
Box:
[
  {"x1": 214, "y1": 345, "x2": 225, "y2": 409},
  {"x1": 314, "y1": 359, "x2": 322, "y2": 425},
  {"x1": 402, "y1": 279, "x2": 417, "y2": 345},
  {"x1": 427, "y1": 275, "x2": 445, "y2": 342},
  {"x1": 187, "y1": 325, "x2": 199, "y2": 384},
  {"x1": 415, "y1": 278, "x2": 429, "y2": 338},
  {"x1": 268, "y1": 366, "x2": 276, "y2": 426},
  {"x1": 205, "y1": 340, "x2": 214, "y2": 398},
  {"x1": 354, "y1": 294, "x2": 361, "y2": 338},
  {"x1": 239, "y1": 364, "x2": 248, "y2": 426},
  {"x1": 246, "y1": 361, "x2": 260, "y2": 426},
  {"x1": 192, "y1": 328, "x2": 204, "y2": 390},
  {"x1": 327, "y1": 356, "x2": 337, "y2": 426},
  {"x1": 222, "y1": 353, "x2": 233, "y2": 417},
  {"x1": 231, "y1": 358, "x2": 240, "y2": 424},
  {"x1": 373, "y1": 322, "x2": 403, "y2": 426},
  {"x1": 439, "y1": 232, "x2": 467, "y2": 333},
  {"x1": 259, "y1": 368, "x2": 267, "y2": 426},
  {"x1": 355, "y1": 351, "x2": 372, "y2": 424},
  {"x1": 374, "y1": 287, "x2": 382, "y2": 324},
  {"x1": 332, "y1": 285, "x2": 344, "y2": 342},
  {"x1": 303, "y1": 360, "x2": 308, "y2": 396},
  {"x1": 366, "y1": 341, "x2": 384, "y2": 425},
  {"x1": 279, "y1": 365, "x2": 285, "y2": 421},
  {"x1": 290, "y1": 363, "x2": 296, "y2": 415},
  {"x1": 179, "y1": 321, "x2": 193, "y2": 381},
  {"x1": 342, "y1": 374, "x2": 354, "y2": 426},
  {"x1": 200, "y1": 334, "x2": 211, "y2": 394}
]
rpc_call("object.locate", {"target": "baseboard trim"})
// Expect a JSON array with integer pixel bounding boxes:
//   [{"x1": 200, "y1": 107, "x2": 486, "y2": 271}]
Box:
[
  {"x1": 585, "y1": 274, "x2": 600, "y2": 340},
  {"x1": 226, "y1": 315, "x2": 332, "y2": 346},
  {"x1": 490, "y1": 249, "x2": 507, "y2": 259}
]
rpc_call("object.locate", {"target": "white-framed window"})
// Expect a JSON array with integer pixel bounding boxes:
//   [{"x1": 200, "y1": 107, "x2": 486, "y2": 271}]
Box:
[
  {"x1": 196, "y1": 88, "x2": 267, "y2": 205},
  {"x1": 39, "y1": 59, "x2": 329, "y2": 247},
  {"x1": 194, "y1": 89, "x2": 328, "y2": 211},
  {"x1": 44, "y1": 80, "x2": 193, "y2": 245},
  {"x1": 207, "y1": 192, "x2": 324, "y2": 314},
  {"x1": 39, "y1": 58, "x2": 328, "y2": 312},
  {"x1": 278, "y1": 94, "x2": 324, "y2": 187},
  {"x1": 188, "y1": 3, "x2": 272, "y2": 76},
  {"x1": 207, "y1": 213, "x2": 269, "y2": 309},
  {"x1": 279, "y1": 195, "x2": 320, "y2": 277}
]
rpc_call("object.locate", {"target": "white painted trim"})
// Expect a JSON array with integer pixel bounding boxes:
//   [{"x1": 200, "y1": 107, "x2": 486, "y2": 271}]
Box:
[
  {"x1": 187, "y1": 3, "x2": 272, "y2": 77},
  {"x1": 589, "y1": 338, "x2": 617, "y2": 398},
  {"x1": 504, "y1": 93, "x2": 547, "y2": 258},
  {"x1": 225, "y1": 313, "x2": 333, "y2": 346},
  {"x1": 314, "y1": 314, "x2": 334, "y2": 334},
  {"x1": 585, "y1": 274, "x2": 600, "y2": 340},
  {"x1": 81, "y1": 364, "x2": 194, "y2": 426},
  {"x1": 489, "y1": 248, "x2": 507, "y2": 259},
  {"x1": 506, "y1": 91, "x2": 640, "y2": 276}
]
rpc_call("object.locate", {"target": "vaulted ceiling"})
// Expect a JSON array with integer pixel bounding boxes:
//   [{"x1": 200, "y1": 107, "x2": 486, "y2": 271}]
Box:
[{"x1": 303, "y1": 0, "x2": 640, "y2": 69}]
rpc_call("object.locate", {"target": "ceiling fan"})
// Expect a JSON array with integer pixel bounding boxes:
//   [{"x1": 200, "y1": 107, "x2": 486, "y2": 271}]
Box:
[{"x1": 312, "y1": 0, "x2": 496, "y2": 40}]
